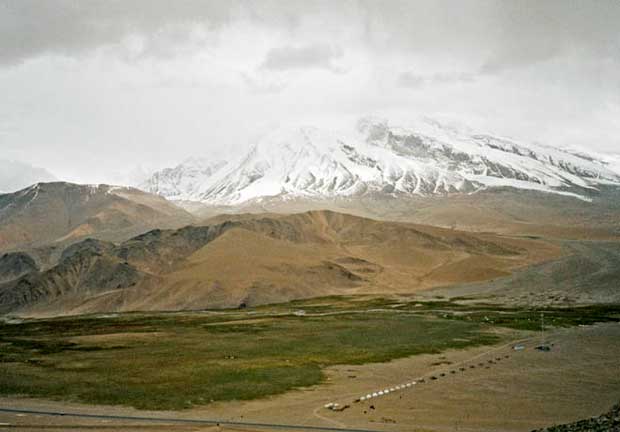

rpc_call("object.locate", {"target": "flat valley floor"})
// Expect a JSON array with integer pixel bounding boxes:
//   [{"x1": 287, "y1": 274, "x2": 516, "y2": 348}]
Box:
[{"x1": 1, "y1": 322, "x2": 619, "y2": 432}]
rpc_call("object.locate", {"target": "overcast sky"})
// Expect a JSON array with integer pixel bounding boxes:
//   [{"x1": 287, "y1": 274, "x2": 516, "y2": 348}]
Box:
[{"x1": 1, "y1": 0, "x2": 619, "y2": 184}]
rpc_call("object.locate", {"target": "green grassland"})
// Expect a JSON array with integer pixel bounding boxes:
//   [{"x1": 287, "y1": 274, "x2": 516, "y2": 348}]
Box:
[{"x1": 1, "y1": 297, "x2": 619, "y2": 410}]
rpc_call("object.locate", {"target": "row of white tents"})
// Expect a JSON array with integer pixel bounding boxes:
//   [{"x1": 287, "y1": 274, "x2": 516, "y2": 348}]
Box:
[
  {"x1": 358, "y1": 381, "x2": 417, "y2": 402},
  {"x1": 324, "y1": 381, "x2": 418, "y2": 408},
  {"x1": 323, "y1": 349, "x2": 518, "y2": 410}
]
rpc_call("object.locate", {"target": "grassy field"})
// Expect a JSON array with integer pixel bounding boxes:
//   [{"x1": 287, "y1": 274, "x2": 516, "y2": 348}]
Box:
[
  {"x1": 398, "y1": 300, "x2": 620, "y2": 331},
  {"x1": 1, "y1": 297, "x2": 619, "y2": 410}
]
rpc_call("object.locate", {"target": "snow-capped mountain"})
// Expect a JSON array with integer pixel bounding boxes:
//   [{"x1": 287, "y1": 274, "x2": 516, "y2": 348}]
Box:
[
  {"x1": 140, "y1": 117, "x2": 620, "y2": 205},
  {"x1": 140, "y1": 157, "x2": 227, "y2": 201}
]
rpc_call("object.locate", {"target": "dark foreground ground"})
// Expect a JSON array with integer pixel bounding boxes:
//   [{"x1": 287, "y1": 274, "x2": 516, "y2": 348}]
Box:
[{"x1": 533, "y1": 402, "x2": 620, "y2": 432}]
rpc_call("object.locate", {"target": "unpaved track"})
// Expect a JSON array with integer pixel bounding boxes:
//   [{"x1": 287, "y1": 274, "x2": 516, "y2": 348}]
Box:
[
  {"x1": 326, "y1": 322, "x2": 620, "y2": 431},
  {"x1": 0, "y1": 407, "x2": 382, "y2": 432},
  {"x1": 312, "y1": 333, "x2": 533, "y2": 423}
]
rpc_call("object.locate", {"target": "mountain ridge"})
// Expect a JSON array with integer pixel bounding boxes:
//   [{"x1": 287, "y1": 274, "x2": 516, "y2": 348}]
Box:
[
  {"x1": 140, "y1": 117, "x2": 620, "y2": 205},
  {"x1": 0, "y1": 209, "x2": 561, "y2": 317},
  {"x1": 0, "y1": 182, "x2": 195, "y2": 253}
]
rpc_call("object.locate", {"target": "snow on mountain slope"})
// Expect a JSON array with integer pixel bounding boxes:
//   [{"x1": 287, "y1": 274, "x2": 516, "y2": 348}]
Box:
[
  {"x1": 140, "y1": 117, "x2": 620, "y2": 205},
  {"x1": 140, "y1": 157, "x2": 227, "y2": 201}
]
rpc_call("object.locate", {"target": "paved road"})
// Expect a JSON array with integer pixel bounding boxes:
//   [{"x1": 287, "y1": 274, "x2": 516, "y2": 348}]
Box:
[{"x1": 0, "y1": 407, "x2": 384, "y2": 432}]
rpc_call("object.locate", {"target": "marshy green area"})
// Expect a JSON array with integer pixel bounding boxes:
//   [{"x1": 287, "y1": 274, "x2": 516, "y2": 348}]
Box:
[{"x1": 1, "y1": 296, "x2": 619, "y2": 410}]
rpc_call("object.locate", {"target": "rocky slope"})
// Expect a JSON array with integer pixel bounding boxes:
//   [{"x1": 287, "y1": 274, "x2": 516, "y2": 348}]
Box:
[
  {"x1": 532, "y1": 402, "x2": 620, "y2": 432},
  {"x1": 0, "y1": 182, "x2": 194, "y2": 252},
  {"x1": 141, "y1": 117, "x2": 620, "y2": 205},
  {"x1": 0, "y1": 252, "x2": 39, "y2": 284}
]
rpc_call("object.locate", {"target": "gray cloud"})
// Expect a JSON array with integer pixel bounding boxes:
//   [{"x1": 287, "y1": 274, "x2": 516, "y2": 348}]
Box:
[
  {"x1": 397, "y1": 72, "x2": 425, "y2": 89},
  {"x1": 241, "y1": 73, "x2": 287, "y2": 94},
  {"x1": 0, "y1": 0, "x2": 342, "y2": 66},
  {"x1": 0, "y1": 0, "x2": 237, "y2": 65},
  {"x1": 362, "y1": 0, "x2": 620, "y2": 73},
  {"x1": 2, "y1": 0, "x2": 619, "y2": 72},
  {"x1": 478, "y1": 1, "x2": 620, "y2": 73},
  {"x1": 398, "y1": 71, "x2": 475, "y2": 89},
  {"x1": 260, "y1": 44, "x2": 343, "y2": 71}
]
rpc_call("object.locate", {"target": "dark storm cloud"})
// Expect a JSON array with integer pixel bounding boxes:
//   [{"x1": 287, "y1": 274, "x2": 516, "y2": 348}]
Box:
[{"x1": 261, "y1": 44, "x2": 343, "y2": 71}]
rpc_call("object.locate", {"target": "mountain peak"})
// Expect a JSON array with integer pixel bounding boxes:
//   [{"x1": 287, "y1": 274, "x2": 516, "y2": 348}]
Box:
[
  {"x1": 356, "y1": 115, "x2": 389, "y2": 140},
  {"x1": 140, "y1": 158, "x2": 228, "y2": 201},
  {"x1": 139, "y1": 117, "x2": 620, "y2": 205}
]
